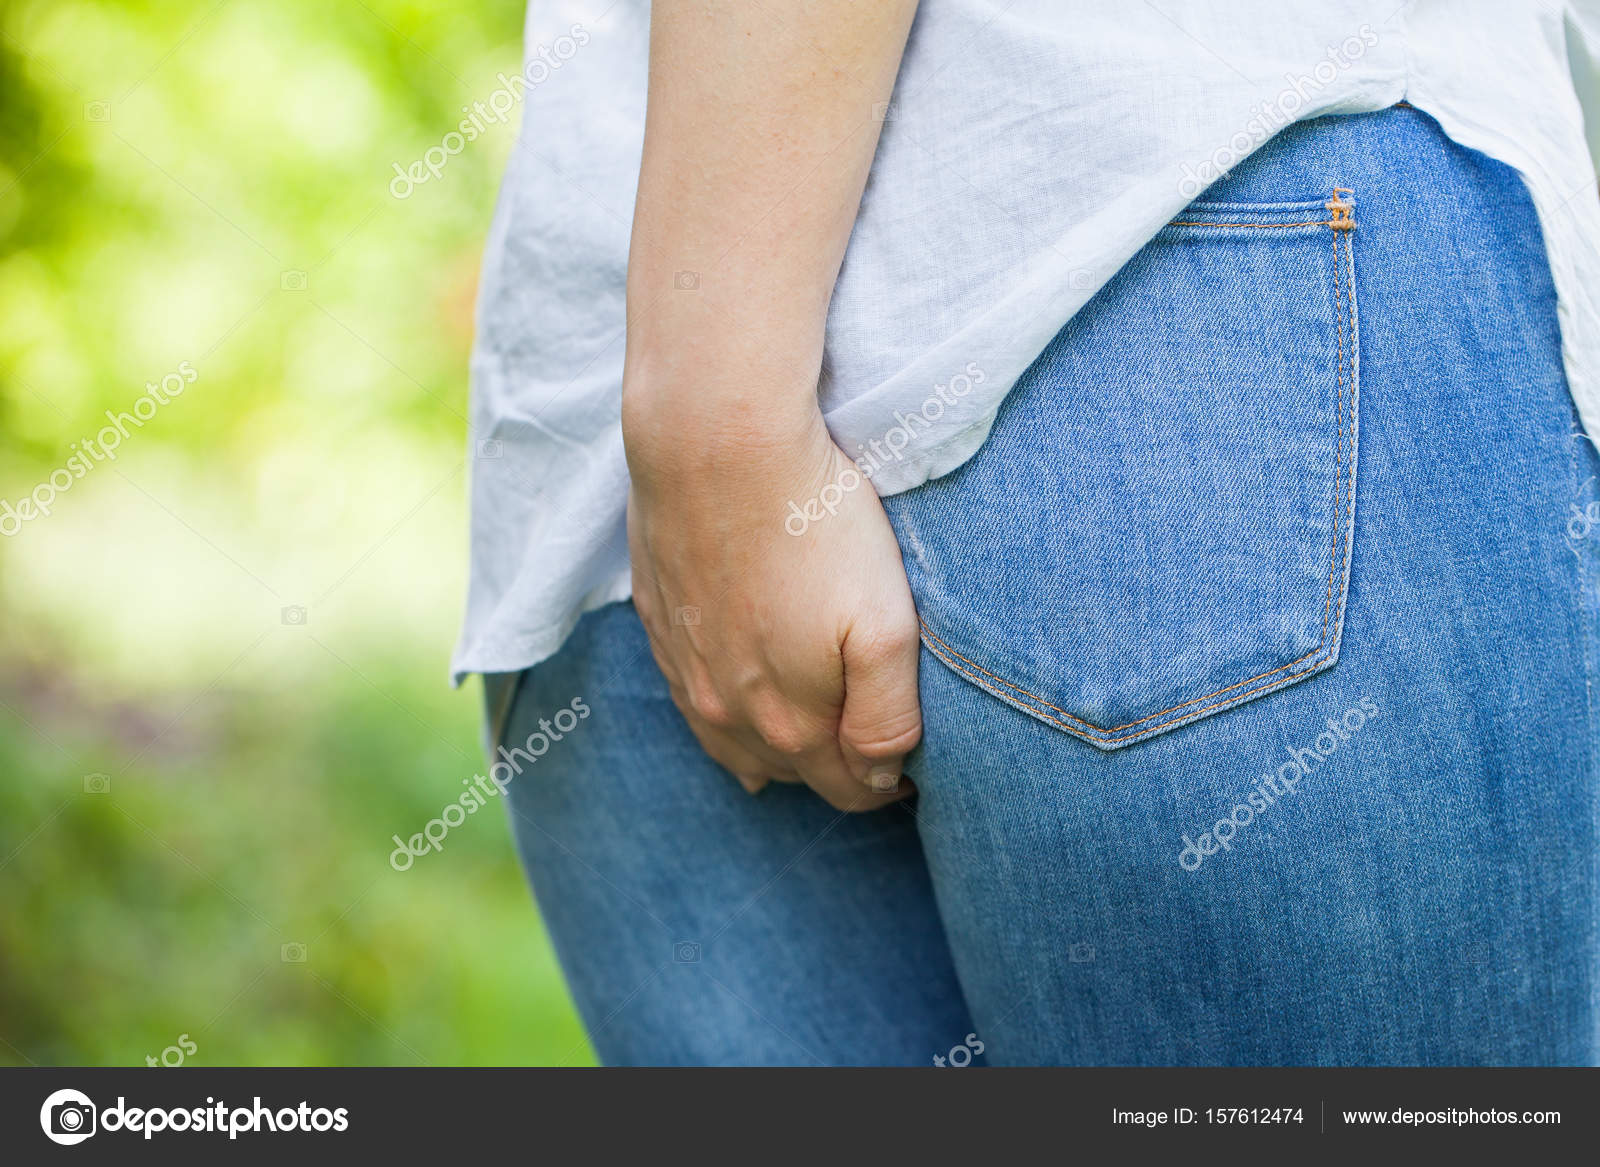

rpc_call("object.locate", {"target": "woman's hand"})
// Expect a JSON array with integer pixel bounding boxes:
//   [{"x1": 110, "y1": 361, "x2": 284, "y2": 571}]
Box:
[
  {"x1": 620, "y1": 0, "x2": 922, "y2": 808},
  {"x1": 625, "y1": 396, "x2": 920, "y2": 811}
]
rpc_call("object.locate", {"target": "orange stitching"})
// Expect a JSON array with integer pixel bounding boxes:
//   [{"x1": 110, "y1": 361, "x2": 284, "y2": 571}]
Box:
[
  {"x1": 1167, "y1": 219, "x2": 1333, "y2": 229},
  {"x1": 923, "y1": 630, "x2": 1337, "y2": 745},
  {"x1": 1331, "y1": 226, "x2": 1357, "y2": 624},
  {"x1": 917, "y1": 620, "x2": 1324, "y2": 734},
  {"x1": 916, "y1": 622, "x2": 1112, "y2": 732},
  {"x1": 1327, "y1": 215, "x2": 1349, "y2": 629},
  {"x1": 921, "y1": 194, "x2": 1358, "y2": 745},
  {"x1": 1326, "y1": 189, "x2": 1356, "y2": 231}
]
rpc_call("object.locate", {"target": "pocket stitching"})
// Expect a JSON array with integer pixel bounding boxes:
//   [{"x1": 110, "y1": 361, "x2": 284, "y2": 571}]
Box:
[
  {"x1": 921, "y1": 622, "x2": 1341, "y2": 744},
  {"x1": 918, "y1": 200, "x2": 1358, "y2": 747},
  {"x1": 1166, "y1": 219, "x2": 1329, "y2": 229}
]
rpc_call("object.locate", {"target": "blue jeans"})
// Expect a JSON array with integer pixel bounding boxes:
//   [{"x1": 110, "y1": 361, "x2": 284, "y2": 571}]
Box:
[{"x1": 489, "y1": 107, "x2": 1600, "y2": 1065}]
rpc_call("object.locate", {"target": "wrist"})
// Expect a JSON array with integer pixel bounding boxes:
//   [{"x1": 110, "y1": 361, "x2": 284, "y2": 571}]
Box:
[
  {"x1": 622, "y1": 371, "x2": 836, "y2": 500},
  {"x1": 622, "y1": 340, "x2": 828, "y2": 446}
]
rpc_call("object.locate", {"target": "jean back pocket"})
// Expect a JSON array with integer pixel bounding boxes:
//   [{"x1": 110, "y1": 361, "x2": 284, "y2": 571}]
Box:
[{"x1": 887, "y1": 192, "x2": 1359, "y2": 750}]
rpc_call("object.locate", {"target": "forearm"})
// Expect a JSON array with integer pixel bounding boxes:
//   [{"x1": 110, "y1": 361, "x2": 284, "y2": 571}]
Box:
[{"x1": 622, "y1": 0, "x2": 917, "y2": 454}]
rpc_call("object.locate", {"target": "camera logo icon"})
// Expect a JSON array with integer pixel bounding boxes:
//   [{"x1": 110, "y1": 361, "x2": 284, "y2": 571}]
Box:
[
  {"x1": 281, "y1": 605, "x2": 308, "y2": 626},
  {"x1": 83, "y1": 772, "x2": 111, "y2": 794},
  {"x1": 672, "y1": 606, "x2": 700, "y2": 626},
  {"x1": 280, "y1": 270, "x2": 308, "y2": 291},
  {"x1": 673, "y1": 941, "x2": 701, "y2": 963},
  {"x1": 40, "y1": 1089, "x2": 96, "y2": 1145},
  {"x1": 281, "y1": 942, "x2": 307, "y2": 962},
  {"x1": 475, "y1": 438, "x2": 503, "y2": 459},
  {"x1": 673, "y1": 270, "x2": 700, "y2": 290},
  {"x1": 84, "y1": 101, "x2": 111, "y2": 122}
]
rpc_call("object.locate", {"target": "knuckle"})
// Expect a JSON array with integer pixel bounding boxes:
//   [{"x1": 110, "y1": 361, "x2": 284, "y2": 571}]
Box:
[
  {"x1": 757, "y1": 717, "x2": 820, "y2": 758},
  {"x1": 745, "y1": 692, "x2": 825, "y2": 757},
  {"x1": 684, "y1": 682, "x2": 735, "y2": 731},
  {"x1": 696, "y1": 703, "x2": 737, "y2": 733}
]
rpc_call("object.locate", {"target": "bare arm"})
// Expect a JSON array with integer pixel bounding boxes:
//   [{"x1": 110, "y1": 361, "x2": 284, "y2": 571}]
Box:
[{"x1": 622, "y1": 0, "x2": 922, "y2": 809}]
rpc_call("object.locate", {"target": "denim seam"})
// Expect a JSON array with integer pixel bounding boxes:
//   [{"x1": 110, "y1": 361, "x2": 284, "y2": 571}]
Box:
[
  {"x1": 1180, "y1": 198, "x2": 1346, "y2": 214},
  {"x1": 1166, "y1": 219, "x2": 1334, "y2": 229},
  {"x1": 1563, "y1": 429, "x2": 1600, "y2": 1027},
  {"x1": 918, "y1": 199, "x2": 1359, "y2": 749}
]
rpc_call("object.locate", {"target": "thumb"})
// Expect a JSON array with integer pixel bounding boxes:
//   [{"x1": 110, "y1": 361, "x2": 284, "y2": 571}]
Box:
[{"x1": 837, "y1": 620, "x2": 923, "y2": 792}]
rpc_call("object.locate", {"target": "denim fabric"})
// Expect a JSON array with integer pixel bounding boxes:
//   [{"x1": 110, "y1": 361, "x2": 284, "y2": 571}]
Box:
[
  {"x1": 494, "y1": 107, "x2": 1599, "y2": 1065},
  {"x1": 901, "y1": 192, "x2": 1360, "y2": 748},
  {"x1": 485, "y1": 625, "x2": 977, "y2": 1067}
]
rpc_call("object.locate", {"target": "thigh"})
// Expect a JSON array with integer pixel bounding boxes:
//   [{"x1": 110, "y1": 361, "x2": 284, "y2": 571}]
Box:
[
  {"x1": 887, "y1": 107, "x2": 1600, "y2": 1065},
  {"x1": 493, "y1": 601, "x2": 974, "y2": 1066}
]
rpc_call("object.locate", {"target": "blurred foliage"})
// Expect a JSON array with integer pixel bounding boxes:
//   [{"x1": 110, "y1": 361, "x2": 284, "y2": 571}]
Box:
[{"x1": 0, "y1": 0, "x2": 593, "y2": 1064}]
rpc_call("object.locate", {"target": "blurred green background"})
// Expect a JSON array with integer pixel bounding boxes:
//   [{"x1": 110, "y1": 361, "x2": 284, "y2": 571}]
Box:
[{"x1": 0, "y1": 0, "x2": 593, "y2": 1065}]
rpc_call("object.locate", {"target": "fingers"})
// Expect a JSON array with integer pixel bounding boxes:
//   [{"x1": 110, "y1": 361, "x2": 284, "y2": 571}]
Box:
[
  {"x1": 836, "y1": 618, "x2": 923, "y2": 790},
  {"x1": 670, "y1": 674, "x2": 907, "y2": 811},
  {"x1": 630, "y1": 489, "x2": 921, "y2": 813},
  {"x1": 665, "y1": 673, "x2": 808, "y2": 794},
  {"x1": 716, "y1": 682, "x2": 910, "y2": 811},
  {"x1": 677, "y1": 705, "x2": 796, "y2": 790}
]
